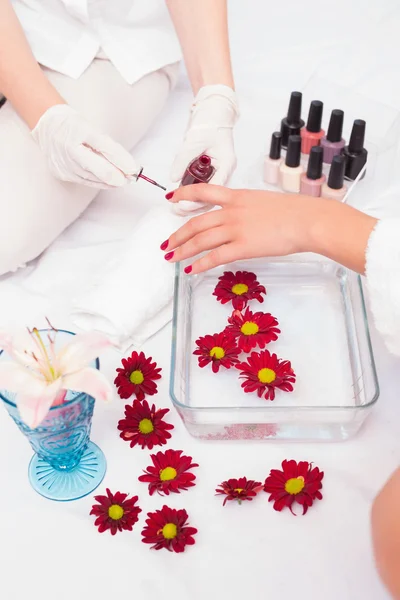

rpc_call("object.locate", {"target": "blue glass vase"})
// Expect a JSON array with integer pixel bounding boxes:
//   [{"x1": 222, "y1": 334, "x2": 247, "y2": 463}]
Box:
[{"x1": 0, "y1": 330, "x2": 107, "y2": 501}]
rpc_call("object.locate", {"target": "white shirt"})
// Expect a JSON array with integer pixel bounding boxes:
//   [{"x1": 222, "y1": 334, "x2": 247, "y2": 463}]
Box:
[{"x1": 12, "y1": 0, "x2": 182, "y2": 84}]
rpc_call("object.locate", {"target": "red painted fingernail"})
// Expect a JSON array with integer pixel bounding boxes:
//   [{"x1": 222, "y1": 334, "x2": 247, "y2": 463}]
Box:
[
  {"x1": 164, "y1": 251, "x2": 174, "y2": 261},
  {"x1": 165, "y1": 191, "x2": 174, "y2": 200},
  {"x1": 160, "y1": 240, "x2": 169, "y2": 251},
  {"x1": 184, "y1": 265, "x2": 193, "y2": 274}
]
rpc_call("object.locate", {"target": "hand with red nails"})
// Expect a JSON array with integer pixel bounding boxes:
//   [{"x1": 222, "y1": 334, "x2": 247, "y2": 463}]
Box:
[{"x1": 162, "y1": 183, "x2": 377, "y2": 275}]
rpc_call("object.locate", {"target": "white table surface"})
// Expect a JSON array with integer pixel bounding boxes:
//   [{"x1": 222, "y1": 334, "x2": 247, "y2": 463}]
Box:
[{"x1": 1, "y1": 2, "x2": 400, "y2": 599}]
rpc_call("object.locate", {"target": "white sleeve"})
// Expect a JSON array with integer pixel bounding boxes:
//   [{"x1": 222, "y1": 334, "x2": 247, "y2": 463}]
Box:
[{"x1": 365, "y1": 218, "x2": 400, "y2": 355}]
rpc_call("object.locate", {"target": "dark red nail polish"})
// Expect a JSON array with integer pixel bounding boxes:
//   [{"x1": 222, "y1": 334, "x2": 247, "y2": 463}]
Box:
[
  {"x1": 165, "y1": 191, "x2": 174, "y2": 200},
  {"x1": 164, "y1": 251, "x2": 174, "y2": 261},
  {"x1": 184, "y1": 265, "x2": 193, "y2": 274},
  {"x1": 160, "y1": 240, "x2": 169, "y2": 251}
]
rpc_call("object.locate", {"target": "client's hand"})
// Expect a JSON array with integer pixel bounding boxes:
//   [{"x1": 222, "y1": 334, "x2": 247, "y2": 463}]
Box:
[
  {"x1": 162, "y1": 184, "x2": 377, "y2": 275},
  {"x1": 32, "y1": 104, "x2": 140, "y2": 188}
]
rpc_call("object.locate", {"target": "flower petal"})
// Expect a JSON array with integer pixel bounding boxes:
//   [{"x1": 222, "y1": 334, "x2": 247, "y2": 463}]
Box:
[
  {"x1": 62, "y1": 367, "x2": 113, "y2": 402},
  {"x1": 0, "y1": 362, "x2": 48, "y2": 395},
  {"x1": 58, "y1": 332, "x2": 113, "y2": 374},
  {"x1": 0, "y1": 328, "x2": 42, "y2": 370},
  {"x1": 17, "y1": 378, "x2": 62, "y2": 429}
]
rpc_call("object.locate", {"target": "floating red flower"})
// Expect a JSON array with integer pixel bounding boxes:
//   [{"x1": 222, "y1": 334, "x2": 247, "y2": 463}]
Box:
[
  {"x1": 213, "y1": 271, "x2": 266, "y2": 310},
  {"x1": 117, "y1": 399, "x2": 174, "y2": 450},
  {"x1": 193, "y1": 331, "x2": 240, "y2": 373},
  {"x1": 216, "y1": 477, "x2": 263, "y2": 506},
  {"x1": 114, "y1": 351, "x2": 161, "y2": 400},
  {"x1": 236, "y1": 350, "x2": 296, "y2": 401},
  {"x1": 90, "y1": 488, "x2": 141, "y2": 535},
  {"x1": 264, "y1": 459, "x2": 324, "y2": 515},
  {"x1": 138, "y1": 449, "x2": 199, "y2": 496},
  {"x1": 141, "y1": 505, "x2": 197, "y2": 553},
  {"x1": 225, "y1": 308, "x2": 280, "y2": 353}
]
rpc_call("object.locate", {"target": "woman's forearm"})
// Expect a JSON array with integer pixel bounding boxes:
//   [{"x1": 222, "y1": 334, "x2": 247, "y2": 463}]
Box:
[
  {"x1": 306, "y1": 199, "x2": 377, "y2": 274},
  {"x1": 0, "y1": 0, "x2": 65, "y2": 128},
  {"x1": 166, "y1": 0, "x2": 234, "y2": 93}
]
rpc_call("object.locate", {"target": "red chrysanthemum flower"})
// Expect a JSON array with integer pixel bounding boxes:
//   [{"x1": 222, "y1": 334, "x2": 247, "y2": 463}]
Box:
[
  {"x1": 193, "y1": 331, "x2": 240, "y2": 373},
  {"x1": 225, "y1": 308, "x2": 280, "y2": 353},
  {"x1": 117, "y1": 399, "x2": 174, "y2": 450},
  {"x1": 141, "y1": 505, "x2": 197, "y2": 552},
  {"x1": 114, "y1": 351, "x2": 161, "y2": 400},
  {"x1": 264, "y1": 459, "x2": 324, "y2": 515},
  {"x1": 216, "y1": 477, "x2": 263, "y2": 506},
  {"x1": 90, "y1": 488, "x2": 142, "y2": 535},
  {"x1": 213, "y1": 271, "x2": 266, "y2": 310},
  {"x1": 139, "y1": 449, "x2": 199, "y2": 496},
  {"x1": 236, "y1": 350, "x2": 296, "y2": 401}
]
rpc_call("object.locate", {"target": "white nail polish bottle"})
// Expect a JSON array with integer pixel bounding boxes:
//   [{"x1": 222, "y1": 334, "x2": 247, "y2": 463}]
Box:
[
  {"x1": 264, "y1": 132, "x2": 282, "y2": 185},
  {"x1": 279, "y1": 134, "x2": 303, "y2": 193}
]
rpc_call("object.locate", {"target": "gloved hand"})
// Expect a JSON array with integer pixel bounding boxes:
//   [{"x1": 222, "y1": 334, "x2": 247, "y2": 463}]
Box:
[
  {"x1": 31, "y1": 104, "x2": 140, "y2": 189},
  {"x1": 170, "y1": 85, "x2": 238, "y2": 215}
]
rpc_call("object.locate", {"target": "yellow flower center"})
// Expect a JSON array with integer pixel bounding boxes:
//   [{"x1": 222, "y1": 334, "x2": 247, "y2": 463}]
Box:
[
  {"x1": 209, "y1": 346, "x2": 225, "y2": 359},
  {"x1": 240, "y1": 321, "x2": 259, "y2": 336},
  {"x1": 258, "y1": 368, "x2": 276, "y2": 384},
  {"x1": 129, "y1": 369, "x2": 144, "y2": 385},
  {"x1": 234, "y1": 488, "x2": 244, "y2": 494},
  {"x1": 231, "y1": 283, "x2": 249, "y2": 296},
  {"x1": 108, "y1": 504, "x2": 124, "y2": 520},
  {"x1": 159, "y1": 467, "x2": 177, "y2": 481},
  {"x1": 138, "y1": 418, "x2": 154, "y2": 434},
  {"x1": 285, "y1": 476, "x2": 305, "y2": 495},
  {"x1": 162, "y1": 523, "x2": 177, "y2": 539}
]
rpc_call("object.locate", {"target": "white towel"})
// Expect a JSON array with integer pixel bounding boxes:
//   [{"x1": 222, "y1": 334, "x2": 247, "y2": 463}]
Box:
[{"x1": 70, "y1": 206, "x2": 189, "y2": 351}]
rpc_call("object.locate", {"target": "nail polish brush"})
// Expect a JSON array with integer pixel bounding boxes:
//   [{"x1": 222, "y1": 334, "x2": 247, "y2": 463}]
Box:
[{"x1": 135, "y1": 168, "x2": 167, "y2": 190}]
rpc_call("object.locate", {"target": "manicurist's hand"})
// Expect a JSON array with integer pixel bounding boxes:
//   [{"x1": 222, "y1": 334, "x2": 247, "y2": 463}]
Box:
[
  {"x1": 32, "y1": 105, "x2": 140, "y2": 188},
  {"x1": 162, "y1": 184, "x2": 377, "y2": 275}
]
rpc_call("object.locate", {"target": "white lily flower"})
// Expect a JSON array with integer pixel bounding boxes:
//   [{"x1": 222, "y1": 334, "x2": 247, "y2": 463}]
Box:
[{"x1": 0, "y1": 326, "x2": 113, "y2": 429}]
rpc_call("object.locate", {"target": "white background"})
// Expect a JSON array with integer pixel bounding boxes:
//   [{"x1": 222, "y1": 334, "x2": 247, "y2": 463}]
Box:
[{"x1": 2, "y1": 1, "x2": 400, "y2": 599}]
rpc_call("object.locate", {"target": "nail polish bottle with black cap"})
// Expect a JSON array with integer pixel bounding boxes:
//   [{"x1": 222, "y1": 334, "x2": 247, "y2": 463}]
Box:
[
  {"x1": 321, "y1": 155, "x2": 347, "y2": 201},
  {"x1": 321, "y1": 109, "x2": 345, "y2": 164},
  {"x1": 280, "y1": 91, "x2": 305, "y2": 149},
  {"x1": 342, "y1": 119, "x2": 368, "y2": 181},
  {"x1": 279, "y1": 134, "x2": 303, "y2": 193},
  {"x1": 264, "y1": 131, "x2": 282, "y2": 185},
  {"x1": 300, "y1": 146, "x2": 326, "y2": 197},
  {"x1": 300, "y1": 100, "x2": 325, "y2": 155}
]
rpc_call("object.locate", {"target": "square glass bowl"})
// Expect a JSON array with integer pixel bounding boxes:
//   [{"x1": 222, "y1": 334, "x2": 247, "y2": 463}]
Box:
[{"x1": 169, "y1": 258, "x2": 379, "y2": 442}]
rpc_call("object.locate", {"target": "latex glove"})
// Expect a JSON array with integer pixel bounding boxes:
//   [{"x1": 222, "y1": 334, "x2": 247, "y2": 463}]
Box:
[
  {"x1": 170, "y1": 85, "x2": 238, "y2": 215},
  {"x1": 32, "y1": 104, "x2": 140, "y2": 189}
]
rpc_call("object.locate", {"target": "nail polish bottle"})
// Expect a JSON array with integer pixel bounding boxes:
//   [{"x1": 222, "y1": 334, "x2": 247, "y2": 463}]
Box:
[
  {"x1": 279, "y1": 134, "x2": 303, "y2": 193},
  {"x1": 321, "y1": 109, "x2": 345, "y2": 164},
  {"x1": 264, "y1": 132, "x2": 282, "y2": 185},
  {"x1": 280, "y1": 91, "x2": 305, "y2": 149},
  {"x1": 300, "y1": 146, "x2": 325, "y2": 197},
  {"x1": 342, "y1": 119, "x2": 368, "y2": 181},
  {"x1": 321, "y1": 155, "x2": 347, "y2": 201},
  {"x1": 181, "y1": 154, "x2": 215, "y2": 186},
  {"x1": 300, "y1": 100, "x2": 325, "y2": 155}
]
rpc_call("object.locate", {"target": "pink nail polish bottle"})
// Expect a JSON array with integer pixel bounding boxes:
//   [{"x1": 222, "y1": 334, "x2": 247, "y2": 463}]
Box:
[
  {"x1": 279, "y1": 134, "x2": 303, "y2": 193},
  {"x1": 321, "y1": 155, "x2": 347, "y2": 201},
  {"x1": 264, "y1": 132, "x2": 282, "y2": 185},
  {"x1": 300, "y1": 146, "x2": 325, "y2": 197},
  {"x1": 321, "y1": 109, "x2": 345, "y2": 164},
  {"x1": 300, "y1": 100, "x2": 325, "y2": 155},
  {"x1": 181, "y1": 154, "x2": 215, "y2": 186}
]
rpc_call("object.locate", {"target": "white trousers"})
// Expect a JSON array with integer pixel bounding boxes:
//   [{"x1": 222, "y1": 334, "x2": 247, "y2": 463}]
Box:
[{"x1": 0, "y1": 59, "x2": 179, "y2": 276}]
